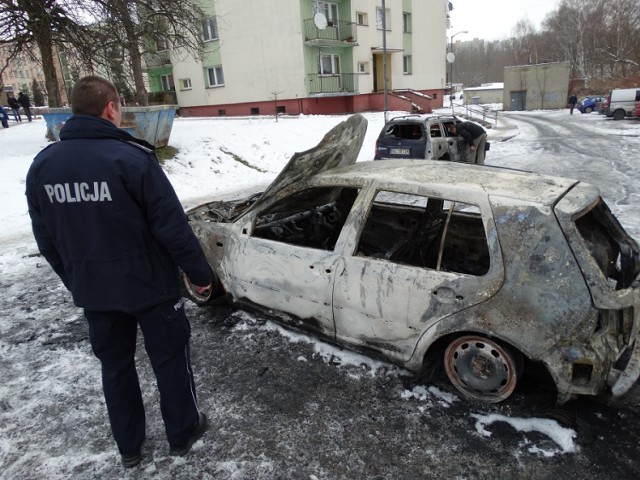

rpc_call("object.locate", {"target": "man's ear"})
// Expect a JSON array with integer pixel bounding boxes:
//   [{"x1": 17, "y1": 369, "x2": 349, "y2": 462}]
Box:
[{"x1": 102, "y1": 101, "x2": 118, "y2": 123}]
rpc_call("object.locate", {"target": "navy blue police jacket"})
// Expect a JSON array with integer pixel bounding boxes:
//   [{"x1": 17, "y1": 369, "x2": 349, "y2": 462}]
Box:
[{"x1": 25, "y1": 115, "x2": 211, "y2": 312}]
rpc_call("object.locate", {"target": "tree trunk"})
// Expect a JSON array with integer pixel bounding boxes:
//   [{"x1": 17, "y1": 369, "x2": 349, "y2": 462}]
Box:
[
  {"x1": 29, "y1": 4, "x2": 63, "y2": 107},
  {"x1": 121, "y1": 11, "x2": 148, "y2": 106}
]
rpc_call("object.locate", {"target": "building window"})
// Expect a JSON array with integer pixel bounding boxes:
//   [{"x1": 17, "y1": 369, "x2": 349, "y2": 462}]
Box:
[
  {"x1": 206, "y1": 66, "x2": 224, "y2": 87},
  {"x1": 356, "y1": 12, "x2": 368, "y2": 26},
  {"x1": 276, "y1": 106, "x2": 286, "y2": 114},
  {"x1": 251, "y1": 107, "x2": 260, "y2": 115},
  {"x1": 376, "y1": 8, "x2": 391, "y2": 30},
  {"x1": 319, "y1": 54, "x2": 340, "y2": 75},
  {"x1": 403, "y1": 12, "x2": 412, "y2": 33},
  {"x1": 179, "y1": 78, "x2": 192, "y2": 90},
  {"x1": 156, "y1": 36, "x2": 169, "y2": 52},
  {"x1": 202, "y1": 16, "x2": 218, "y2": 42},
  {"x1": 357, "y1": 61, "x2": 369, "y2": 74},
  {"x1": 218, "y1": 109, "x2": 226, "y2": 116},
  {"x1": 160, "y1": 74, "x2": 174, "y2": 91},
  {"x1": 403, "y1": 55, "x2": 412, "y2": 74},
  {"x1": 313, "y1": 1, "x2": 338, "y2": 22}
]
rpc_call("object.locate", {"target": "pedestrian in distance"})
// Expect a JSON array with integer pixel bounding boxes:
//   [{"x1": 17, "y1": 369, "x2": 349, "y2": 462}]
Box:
[
  {"x1": 568, "y1": 92, "x2": 578, "y2": 115},
  {"x1": 18, "y1": 91, "x2": 32, "y2": 121},
  {"x1": 0, "y1": 105, "x2": 9, "y2": 128},
  {"x1": 26, "y1": 75, "x2": 212, "y2": 468},
  {"x1": 448, "y1": 121, "x2": 488, "y2": 165},
  {"x1": 7, "y1": 95, "x2": 22, "y2": 122}
]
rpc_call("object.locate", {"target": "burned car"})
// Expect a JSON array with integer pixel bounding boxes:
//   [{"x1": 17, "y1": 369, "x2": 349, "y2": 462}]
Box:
[
  {"x1": 185, "y1": 114, "x2": 640, "y2": 404},
  {"x1": 374, "y1": 114, "x2": 469, "y2": 162}
]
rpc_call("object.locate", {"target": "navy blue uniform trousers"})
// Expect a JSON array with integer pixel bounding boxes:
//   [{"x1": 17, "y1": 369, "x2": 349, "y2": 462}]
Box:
[{"x1": 85, "y1": 297, "x2": 200, "y2": 454}]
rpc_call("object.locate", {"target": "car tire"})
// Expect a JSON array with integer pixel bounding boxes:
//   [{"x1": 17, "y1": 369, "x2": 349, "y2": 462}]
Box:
[
  {"x1": 182, "y1": 268, "x2": 226, "y2": 306},
  {"x1": 584, "y1": 107, "x2": 593, "y2": 113},
  {"x1": 443, "y1": 335, "x2": 522, "y2": 403},
  {"x1": 612, "y1": 109, "x2": 626, "y2": 121}
]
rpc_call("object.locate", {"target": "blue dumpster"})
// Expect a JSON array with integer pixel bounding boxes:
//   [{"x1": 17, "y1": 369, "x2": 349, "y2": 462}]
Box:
[{"x1": 41, "y1": 105, "x2": 178, "y2": 148}]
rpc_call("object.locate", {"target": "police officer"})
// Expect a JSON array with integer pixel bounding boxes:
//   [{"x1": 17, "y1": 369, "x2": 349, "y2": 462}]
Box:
[
  {"x1": 26, "y1": 76, "x2": 211, "y2": 468},
  {"x1": 448, "y1": 121, "x2": 487, "y2": 165}
]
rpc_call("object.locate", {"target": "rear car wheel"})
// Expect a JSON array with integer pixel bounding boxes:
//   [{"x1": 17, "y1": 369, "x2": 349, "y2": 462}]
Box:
[
  {"x1": 612, "y1": 109, "x2": 626, "y2": 120},
  {"x1": 444, "y1": 335, "x2": 521, "y2": 403},
  {"x1": 584, "y1": 107, "x2": 593, "y2": 113}
]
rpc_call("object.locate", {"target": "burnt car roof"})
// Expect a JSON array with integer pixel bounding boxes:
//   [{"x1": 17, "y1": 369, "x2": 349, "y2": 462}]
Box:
[
  {"x1": 387, "y1": 114, "x2": 459, "y2": 123},
  {"x1": 317, "y1": 159, "x2": 581, "y2": 206}
]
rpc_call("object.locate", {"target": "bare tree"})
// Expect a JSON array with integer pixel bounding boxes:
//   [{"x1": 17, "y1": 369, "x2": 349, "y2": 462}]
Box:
[
  {"x1": 452, "y1": 0, "x2": 639, "y2": 93},
  {"x1": 85, "y1": 0, "x2": 209, "y2": 106},
  {"x1": 0, "y1": 1, "x2": 89, "y2": 107},
  {"x1": 598, "y1": 0, "x2": 640, "y2": 78},
  {"x1": 511, "y1": 19, "x2": 539, "y2": 66},
  {"x1": 1, "y1": 0, "x2": 208, "y2": 107}
]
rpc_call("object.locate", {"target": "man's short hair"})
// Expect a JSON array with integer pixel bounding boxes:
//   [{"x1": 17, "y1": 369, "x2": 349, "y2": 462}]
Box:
[{"x1": 70, "y1": 76, "x2": 120, "y2": 116}]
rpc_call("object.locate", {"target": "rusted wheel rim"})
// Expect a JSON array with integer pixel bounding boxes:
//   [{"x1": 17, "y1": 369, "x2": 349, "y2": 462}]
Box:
[{"x1": 444, "y1": 335, "x2": 519, "y2": 403}]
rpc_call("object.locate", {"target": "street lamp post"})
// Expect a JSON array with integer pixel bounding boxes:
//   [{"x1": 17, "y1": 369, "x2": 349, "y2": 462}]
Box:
[{"x1": 449, "y1": 30, "x2": 468, "y2": 110}]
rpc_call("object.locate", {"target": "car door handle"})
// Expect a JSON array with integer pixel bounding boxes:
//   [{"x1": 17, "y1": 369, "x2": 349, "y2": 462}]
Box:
[{"x1": 432, "y1": 287, "x2": 463, "y2": 303}]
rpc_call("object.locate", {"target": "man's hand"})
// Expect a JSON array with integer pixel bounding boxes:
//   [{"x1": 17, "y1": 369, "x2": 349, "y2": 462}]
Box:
[
  {"x1": 194, "y1": 283, "x2": 212, "y2": 295},
  {"x1": 470, "y1": 145, "x2": 477, "y2": 151}
]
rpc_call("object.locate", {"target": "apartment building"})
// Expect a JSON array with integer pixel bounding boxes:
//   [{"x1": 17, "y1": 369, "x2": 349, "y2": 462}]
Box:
[
  {"x1": 0, "y1": 50, "x2": 51, "y2": 106},
  {"x1": 146, "y1": 0, "x2": 448, "y2": 116}
]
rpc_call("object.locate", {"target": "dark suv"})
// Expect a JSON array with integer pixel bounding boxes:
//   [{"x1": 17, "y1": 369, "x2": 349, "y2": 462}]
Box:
[{"x1": 374, "y1": 115, "x2": 469, "y2": 163}]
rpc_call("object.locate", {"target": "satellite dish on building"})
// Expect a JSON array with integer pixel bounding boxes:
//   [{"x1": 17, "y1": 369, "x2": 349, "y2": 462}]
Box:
[
  {"x1": 446, "y1": 52, "x2": 455, "y2": 63},
  {"x1": 314, "y1": 12, "x2": 328, "y2": 30}
]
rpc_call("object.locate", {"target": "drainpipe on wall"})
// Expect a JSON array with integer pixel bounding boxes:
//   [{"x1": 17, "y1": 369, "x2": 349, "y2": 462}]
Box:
[{"x1": 382, "y1": 0, "x2": 388, "y2": 123}]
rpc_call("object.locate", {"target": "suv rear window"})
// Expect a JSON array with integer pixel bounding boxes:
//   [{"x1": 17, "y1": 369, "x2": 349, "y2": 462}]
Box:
[{"x1": 382, "y1": 123, "x2": 423, "y2": 140}]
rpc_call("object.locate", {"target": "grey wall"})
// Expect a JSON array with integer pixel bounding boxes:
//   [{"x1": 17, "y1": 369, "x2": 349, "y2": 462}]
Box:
[{"x1": 503, "y1": 62, "x2": 570, "y2": 111}]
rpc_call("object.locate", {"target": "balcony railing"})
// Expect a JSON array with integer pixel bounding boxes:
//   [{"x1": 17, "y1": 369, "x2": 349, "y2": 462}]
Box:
[
  {"x1": 303, "y1": 18, "x2": 357, "y2": 45},
  {"x1": 308, "y1": 73, "x2": 358, "y2": 94}
]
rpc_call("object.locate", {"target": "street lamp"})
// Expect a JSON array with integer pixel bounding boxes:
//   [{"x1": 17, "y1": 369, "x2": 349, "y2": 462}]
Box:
[{"x1": 448, "y1": 30, "x2": 468, "y2": 107}]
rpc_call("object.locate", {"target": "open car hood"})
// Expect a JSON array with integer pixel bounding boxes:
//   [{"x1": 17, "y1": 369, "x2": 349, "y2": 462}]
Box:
[{"x1": 243, "y1": 113, "x2": 367, "y2": 215}]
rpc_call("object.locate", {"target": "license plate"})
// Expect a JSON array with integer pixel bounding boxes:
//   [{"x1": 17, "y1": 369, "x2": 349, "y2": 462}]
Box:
[{"x1": 390, "y1": 148, "x2": 410, "y2": 155}]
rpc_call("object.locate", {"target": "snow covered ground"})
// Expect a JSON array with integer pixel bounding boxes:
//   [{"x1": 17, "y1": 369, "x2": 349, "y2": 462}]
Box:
[{"x1": 1, "y1": 108, "x2": 639, "y2": 478}]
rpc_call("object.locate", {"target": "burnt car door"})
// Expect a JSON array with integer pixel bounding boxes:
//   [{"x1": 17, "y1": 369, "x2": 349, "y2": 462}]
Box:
[
  {"x1": 440, "y1": 118, "x2": 467, "y2": 163},
  {"x1": 425, "y1": 120, "x2": 451, "y2": 160},
  {"x1": 331, "y1": 188, "x2": 504, "y2": 363},
  {"x1": 223, "y1": 186, "x2": 360, "y2": 338}
]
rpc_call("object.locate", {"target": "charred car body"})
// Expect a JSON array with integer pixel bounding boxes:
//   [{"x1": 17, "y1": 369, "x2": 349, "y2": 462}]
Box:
[
  {"x1": 374, "y1": 114, "x2": 470, "y2": 162},
  {"x1": 185, "y1": 114, "x2": 640, "y2": 404}
]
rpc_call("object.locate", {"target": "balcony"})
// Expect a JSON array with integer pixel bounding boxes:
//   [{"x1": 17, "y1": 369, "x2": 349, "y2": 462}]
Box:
[
  {"x1": 308, "y1": 73, "x2": 358, "y2": 95},
  {"x1": 303, "y1": 18, "x2": 357, "y2": 47},
  {"x1": 144, "y1": 50, "x2": 172, "y2": 68}
]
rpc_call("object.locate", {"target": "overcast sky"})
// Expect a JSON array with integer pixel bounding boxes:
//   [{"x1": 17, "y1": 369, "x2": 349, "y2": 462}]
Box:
[{"x1": 448, "y1": 0, "x2": 562, "y2": 41}]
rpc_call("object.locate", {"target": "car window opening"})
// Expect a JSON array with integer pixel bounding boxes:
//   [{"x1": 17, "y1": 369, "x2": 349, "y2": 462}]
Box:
[
  {"x1": 574, "y1": 198, "x2": 640, "y2": 289},
  {"x1": 384, "y1": 123, "x2": 424, "y2": 140},
  {"x1": 252, "y1": 187, "x2": 360, "y2": 251},
  {"x1": 357, "y1": 191, "x2": 490, "y2": 275}
]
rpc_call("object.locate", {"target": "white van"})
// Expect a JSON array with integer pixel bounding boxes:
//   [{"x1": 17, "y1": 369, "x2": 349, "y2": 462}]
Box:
[{"x1": 605, "y1": 88, "x2": 640, "y2": 120}]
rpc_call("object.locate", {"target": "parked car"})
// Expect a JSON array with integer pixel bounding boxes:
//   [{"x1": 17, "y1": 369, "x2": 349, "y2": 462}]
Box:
[
  {"x1": 636, "y1": 101, "x2": 640, "y2": 118},
  {"x1": 184, "y1": 114, "x2": 640, "y2": 405},
  {"x1": 597, "y1": 98, "x2": 608, "y2": 115},
  {"x1": 606, "y1": 88, "x2": 640, "y2": 120},
  {"x1": 578, "y1": 95, "x2": 606, "y2": 114},
  {"x1": 374, "y1": 114, "x2": 469, "y2": 163}
]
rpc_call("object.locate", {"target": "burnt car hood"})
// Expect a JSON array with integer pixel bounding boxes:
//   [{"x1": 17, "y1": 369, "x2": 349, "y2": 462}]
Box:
[{"x1": 242, "y1": 113, "x2": 367, "y2": 215}]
